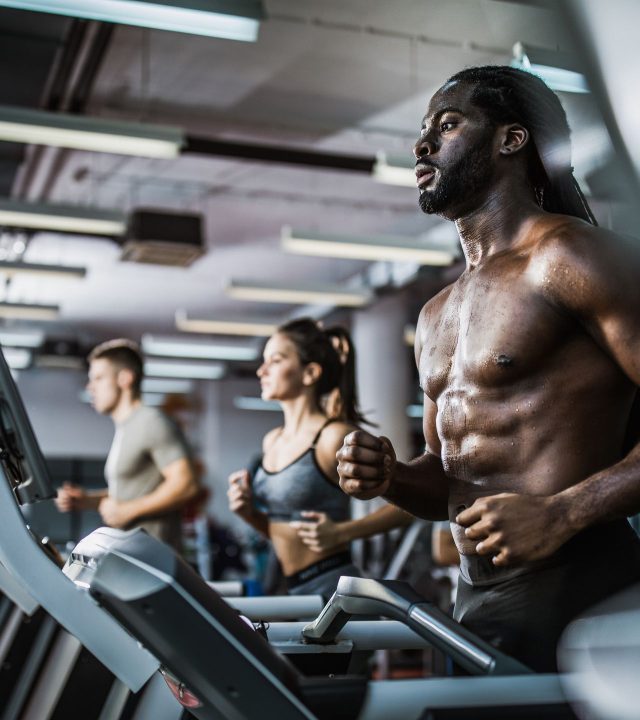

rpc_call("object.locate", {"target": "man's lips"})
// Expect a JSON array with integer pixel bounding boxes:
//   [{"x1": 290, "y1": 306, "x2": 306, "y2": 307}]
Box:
[{"x1": 415, "y1": 164, "x2": 436, "y2": 188}]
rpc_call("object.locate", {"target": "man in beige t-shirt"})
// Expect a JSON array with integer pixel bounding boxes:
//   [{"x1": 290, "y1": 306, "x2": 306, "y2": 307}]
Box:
[{"x1": 56, "y1": 339, "x2": 198, "y2": 550}]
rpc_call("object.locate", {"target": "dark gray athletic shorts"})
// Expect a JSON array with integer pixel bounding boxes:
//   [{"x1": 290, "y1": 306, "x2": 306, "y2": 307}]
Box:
[{"x1": 454, "y1": 520, "x2": 640, "y2": 672}]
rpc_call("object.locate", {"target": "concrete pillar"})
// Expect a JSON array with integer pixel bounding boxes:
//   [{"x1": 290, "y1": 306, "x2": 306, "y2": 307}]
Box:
[
  {"x1": 352, "y1": 292, "x2": 412, "y2": 462},
  {"x1": 351, "y1": 292, "x2": 413, "y2": 572}
]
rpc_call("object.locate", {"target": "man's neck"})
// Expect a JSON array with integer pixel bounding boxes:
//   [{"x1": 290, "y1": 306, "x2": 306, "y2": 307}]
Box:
[
  {"x1": 110, "y1": 396, "x2": 142, "y2": 425},
  {"x1": 454, "y1": 182, "x2": 543, "y2": 268}
]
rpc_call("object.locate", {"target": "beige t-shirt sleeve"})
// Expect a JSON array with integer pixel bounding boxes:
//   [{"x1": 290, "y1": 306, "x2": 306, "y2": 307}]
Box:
[{"x1": 144, "y1": 411, "x2": 191, "y2": 470}]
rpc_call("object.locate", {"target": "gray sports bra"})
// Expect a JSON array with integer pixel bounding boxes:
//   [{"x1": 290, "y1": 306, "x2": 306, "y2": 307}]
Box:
[{"x1": 252, "y1": 420, "x2": 350, "y2": 522}]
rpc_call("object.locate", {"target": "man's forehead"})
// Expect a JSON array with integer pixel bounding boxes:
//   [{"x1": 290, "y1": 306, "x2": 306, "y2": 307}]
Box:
[
  {"x1": 89, "y1": 357, "x2": 115, "y2": 374},
  {"x1": 423, "y1": 80, "x2": 474, "y2": 120}
]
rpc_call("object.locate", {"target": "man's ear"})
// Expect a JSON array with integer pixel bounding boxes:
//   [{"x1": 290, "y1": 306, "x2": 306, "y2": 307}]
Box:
[
  {"x1": 499, "y1": 123, "x2": 529, "y2": 156},
  {"x1": 302, "y1": 362, "x2": 322, "y2": 386},
  {"x1": 116, "y1": 367, "x2": 135, "y2": 391}
]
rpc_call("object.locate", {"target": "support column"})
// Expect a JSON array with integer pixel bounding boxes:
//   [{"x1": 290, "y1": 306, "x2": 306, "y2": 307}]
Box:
[
  {"x1": 350, "y1": 292, "x2": 414, "y2": 572},
  {"x1": 352, "y1": 292, "x2": 412, "y2": 462}
]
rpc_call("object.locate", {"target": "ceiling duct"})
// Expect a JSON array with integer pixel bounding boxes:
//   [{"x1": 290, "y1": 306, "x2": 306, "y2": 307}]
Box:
[{"x1": 120, "y1": 209, "x2": 205, "y2": 267}]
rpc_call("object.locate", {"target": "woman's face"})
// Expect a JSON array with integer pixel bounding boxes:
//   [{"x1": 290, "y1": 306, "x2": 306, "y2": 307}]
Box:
[{"x1": 257, "y1": 333, "x2": 306, "y2": 401}]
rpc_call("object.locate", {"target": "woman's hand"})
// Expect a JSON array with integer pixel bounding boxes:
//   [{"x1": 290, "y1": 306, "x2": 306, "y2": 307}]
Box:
[
  {"x1": 290, "y1": 511, "x2": 348, "y2": 553},
  {"x1": 227, "y1": 469, "x2": 254, "y2": 520}
]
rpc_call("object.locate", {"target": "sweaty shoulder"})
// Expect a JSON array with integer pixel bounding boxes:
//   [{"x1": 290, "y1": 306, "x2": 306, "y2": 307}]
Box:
[{"x1": 527, "y1": 214, "x2": 640, "y2": 316}]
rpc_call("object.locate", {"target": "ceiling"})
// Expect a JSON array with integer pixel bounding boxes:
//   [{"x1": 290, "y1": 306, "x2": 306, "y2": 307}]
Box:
[{"x1": 0, "y1": 0, "x2": 636, "y2": 367}]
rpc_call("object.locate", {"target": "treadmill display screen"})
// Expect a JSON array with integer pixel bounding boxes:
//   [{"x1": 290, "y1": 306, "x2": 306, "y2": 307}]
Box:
[{"x1": 0, "y1": 348, "x2": 56, "y2": 504}]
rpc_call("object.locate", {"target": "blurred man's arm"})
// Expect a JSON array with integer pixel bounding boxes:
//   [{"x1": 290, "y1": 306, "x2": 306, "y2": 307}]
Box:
[{"x1": 98, "y1": 458, "x2": 197, "y2": 528}]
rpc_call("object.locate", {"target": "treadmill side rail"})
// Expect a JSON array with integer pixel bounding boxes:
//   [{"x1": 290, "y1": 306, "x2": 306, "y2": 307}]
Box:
[
  {"x1": 303, "y1": 576, "x2": 530, "y2": 675},
  {"x1": 0, "y1": 466, "x2": 158, "y2": 691}
]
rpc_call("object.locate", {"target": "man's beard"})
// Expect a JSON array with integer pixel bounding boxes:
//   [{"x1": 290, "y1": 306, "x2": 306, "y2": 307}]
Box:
[{"x1": 418, "y1": 137, "x2": 494, "y2": 216}]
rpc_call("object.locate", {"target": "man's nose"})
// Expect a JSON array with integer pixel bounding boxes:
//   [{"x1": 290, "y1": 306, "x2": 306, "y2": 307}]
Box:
[{"x1": 413, "y1": 132, "x2": 436, "y2": 160}]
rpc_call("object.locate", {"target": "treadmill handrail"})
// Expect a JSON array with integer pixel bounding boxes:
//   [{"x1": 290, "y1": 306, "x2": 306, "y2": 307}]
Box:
[{"x1": 302, "y1": 576, "x2": 530, "y2": 675}]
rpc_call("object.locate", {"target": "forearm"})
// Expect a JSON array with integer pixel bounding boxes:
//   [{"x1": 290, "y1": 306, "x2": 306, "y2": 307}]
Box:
[
  {"x1": 556, "y1": 444, "x2": 640, "y2": 533},
  {"x1": 383, "y1": 452, "x2": 449, "y2": 520},
  {"x1": 239, "y1": 509, "x2": 271, "y2": 538},
  {"x1": 83, "y1": 489, "x2": 108, "y2": 511},
  {"x1": 124, "y1": 475, "x2": 198, "y2": 521},
  {"x1": 339, "y1": 505, "x2": 413, "y2": 543}
]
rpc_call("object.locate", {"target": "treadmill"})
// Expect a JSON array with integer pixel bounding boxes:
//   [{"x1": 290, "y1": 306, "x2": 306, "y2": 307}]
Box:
[
  {"x1": 0, "y1": 349, "x2": 181, "y2": 719},
  {"x1": 67, "y1": 525, "x2": 578, "y2": 720}
]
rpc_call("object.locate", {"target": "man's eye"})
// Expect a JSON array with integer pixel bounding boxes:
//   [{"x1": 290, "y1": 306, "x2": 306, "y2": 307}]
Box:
[{"x1": 440, "y1": 121, "x2": 455, "y2": 132}]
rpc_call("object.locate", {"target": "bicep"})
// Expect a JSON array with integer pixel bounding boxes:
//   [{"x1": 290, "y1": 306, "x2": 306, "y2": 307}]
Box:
[{"x1": 161, "y1": 457, "x2": 196, "y2": 489}]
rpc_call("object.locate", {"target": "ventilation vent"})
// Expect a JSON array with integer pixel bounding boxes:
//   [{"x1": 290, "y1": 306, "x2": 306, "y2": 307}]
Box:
[{"x1": 120, "y1": 209, "x2": 205, "y2": 267}]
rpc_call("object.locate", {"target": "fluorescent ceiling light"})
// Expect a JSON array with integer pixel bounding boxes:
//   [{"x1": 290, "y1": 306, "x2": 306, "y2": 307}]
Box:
[
  {"x1": 0, "y1": 260, "x2": 86, "y2": 279},
  {"x1": 142, "y1": 334, "x2": 258, "y2": 361},
  {"x1": 0, "y1": 199, "x2": 126, "y2": 236},
  {"x1": 226, "y1": 279, "x2": 373, "y2": 308},
  {"x1": 372, "y1": 151, "x2": 415, "y2": 187},
  {"x1": 0, "y1": 0, "x2": 262, "y2": 41},
  {"x1": 512, "y1": 42, "x2": 589, "y2": 94},
  {"x1": 233, "y1": 396, "x2": 281, "y2": 412},
  {"x1": 0, "y1": 105, "x2": 184, "y2": 158},
  {"x1": 0, "y1": 329, "x2": 44, "y2": 348},
  {"x1": 2, "y1": 347, "x2": 32, "y2": 370},
  {"x1": 282, "y1": 226, "x2": 454, "y2": 266},
  {"x1": 175, "y1": 310, "x2": 277, "y2": 337},
  {"x1": 141, "y1": 378, "x2": 194, "y2": 394},
  {"x1": 36, "y1": 355, "x2": 85, "y2": 370},
  {"x1": 144, "y1": 359, "x2": 225, "y2": 380},
  {"x1": 0, "y1": 302, "x2": 59, "y2": 320}
]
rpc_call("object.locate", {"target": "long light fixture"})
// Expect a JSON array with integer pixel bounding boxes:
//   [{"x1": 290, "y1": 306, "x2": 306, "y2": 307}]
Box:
[
  {"x1": 226, "y1": 279, "x2": 373, "y2": 308},
  {"x1": 141, "y1": 378, "x2": 194, "y2": 394},
  {"x1": 0, "y1": 302, "x2": 59, "y2": 320},
  {"x1": 372, "y1": 151, "x2": 415, "y2": 187},
  {"x1": 0, "y1": 329, "x2": 45, "y2": 347},
  {"x1": 0, "y1": 106, "x2": 184, "y2": 158},
  {"x1": 512, "y1": 42, "x2": 589, "y2": 94},
  {"x1": 233, "y1": 396, "x2": 281, "y2": 412},
  {"x1": 0, "y1": 199, "x2": 126, "y2": 236},
  {"x1": 142, "y1": 334, "x2": 258, "y2": 361},
  {"x1": 282, "y1": 226, "x2": 454, "y2": 266},
  {"x1": 144, "y1": 359, "x2": 225, "y2": 380},
  {"x1": 2, "y1": 347, "x2": 32, "y2": 370},
  {"x1": 0, "y1": 0, "x2": 262, "y2": 41},
  {"x1": 0, "y1": 260, "x2": 86, "y2": 279},
  {"x1": 175, "y1": 310, "x2": 277, "y2": 337}
]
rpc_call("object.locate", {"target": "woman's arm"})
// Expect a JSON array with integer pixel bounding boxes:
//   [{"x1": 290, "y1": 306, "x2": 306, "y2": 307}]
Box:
[
  {"x1": 291, "y1": 504, "x2": 412, "y2": 553},
  {"x1": 227, "y1": 468, "x2": 270, "y2": 537}
]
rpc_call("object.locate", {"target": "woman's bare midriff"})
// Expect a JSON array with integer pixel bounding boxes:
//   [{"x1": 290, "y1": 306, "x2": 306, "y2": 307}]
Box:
[{"x1": 269, "y1": 521, "x2": 349, "y2": 577}]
